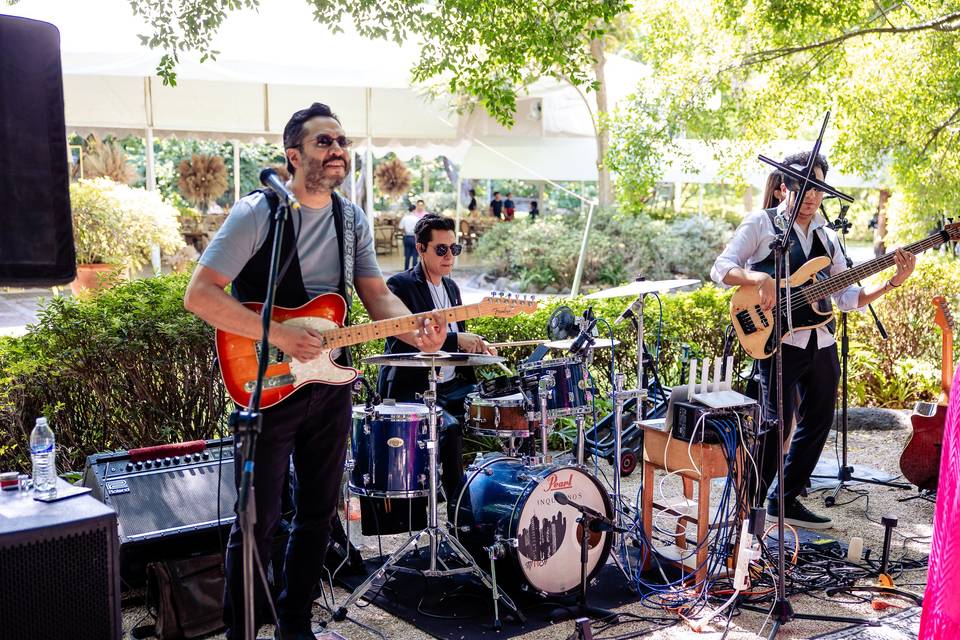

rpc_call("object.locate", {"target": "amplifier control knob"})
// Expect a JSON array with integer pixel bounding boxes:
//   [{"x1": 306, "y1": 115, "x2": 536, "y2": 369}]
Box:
[
  {"x1": 173, "y1": 456, "x2": 180, "y2": 464},
  {"x1": 202, "y1": 452, "x2": 210, "y2": 460},
  {"x1": 135, "y1": 462, "x2": 144, "y2": 470},
  {"x1": 163, "y1": 457, "x2": 172, "y2": 466},
  {"x1": 145, "y1": 461, "x2": 154, "y2": 469},
  {"x1": 125, "y1": 463, "x2": 134, "y2": 472}
]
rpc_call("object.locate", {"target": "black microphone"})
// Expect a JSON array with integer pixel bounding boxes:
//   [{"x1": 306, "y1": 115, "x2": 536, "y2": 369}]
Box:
[
  {"x1": 615, "y1": 295, "x2": 644, "y2": 325},
  {"x1": 569, "y1": 308, "x2": 596, "y2": 355},
  {"x1": 259, "y1": 168, "x2": 301, "y2": 210}
]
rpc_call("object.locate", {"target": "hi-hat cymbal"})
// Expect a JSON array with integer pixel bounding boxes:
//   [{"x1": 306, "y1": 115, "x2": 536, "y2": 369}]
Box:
[
  {"x1": 544, "y1": 337, "x2": 620, "y2": 350},
  {"x1": 363, "y1": 351, "x2": 505, "y2": 368},
  {"x1": 584, "y1": 278, "x2": 700, "y2": 299}
]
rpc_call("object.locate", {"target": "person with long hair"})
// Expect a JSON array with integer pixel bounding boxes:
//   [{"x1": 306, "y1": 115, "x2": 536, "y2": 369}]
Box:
[{"x1": 762, "y1": 170, "x2": 787, "y2": 209}]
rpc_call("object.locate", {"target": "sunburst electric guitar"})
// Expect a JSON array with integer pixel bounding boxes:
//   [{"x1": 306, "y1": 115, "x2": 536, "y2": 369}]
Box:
[
  {"x1": 730, "y1": 223, "x2": 960, "y2": 359},
  {"x1": 899, "y1": 296, "x2": 954, "y2": 492},
  {"x1": 216, "y1": 292, "x2": 538, "y2": 409}
]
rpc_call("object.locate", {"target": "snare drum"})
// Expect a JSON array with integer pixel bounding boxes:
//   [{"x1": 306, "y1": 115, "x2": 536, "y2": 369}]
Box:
[
  {"x1": 465, "y1": 392, "x2": 531, "y2": 437},
  {"x1": 454, "y1": 455, "x2": 612, "y2": 596},
  {"x1": 518, "y1": 357, "x2": 590, "y2": 418},
  {"x1": 349, "y1": 402, "x2": 429, "y2": 498}
]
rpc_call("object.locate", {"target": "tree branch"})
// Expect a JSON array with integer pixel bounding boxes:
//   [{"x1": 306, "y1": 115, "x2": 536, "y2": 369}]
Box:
[
  {"x1": 924, "y1": 106, "x2": 960, "y2": 154},
  {"x1": 743, "y1": 11, "x2": 960, "y2": 67}
]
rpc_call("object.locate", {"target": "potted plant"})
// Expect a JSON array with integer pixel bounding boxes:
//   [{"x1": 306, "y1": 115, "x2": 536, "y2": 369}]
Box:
[{"x1": 69, "y1": 178, "x2": 185, "y2": 294}]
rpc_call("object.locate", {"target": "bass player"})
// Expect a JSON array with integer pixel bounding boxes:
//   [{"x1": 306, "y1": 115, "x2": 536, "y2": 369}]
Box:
[{"x1": 710, "y1": 150, "x2": 915, "y2": 529}]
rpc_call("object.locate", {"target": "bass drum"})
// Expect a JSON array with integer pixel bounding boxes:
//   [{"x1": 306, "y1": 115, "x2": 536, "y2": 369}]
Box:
[{"x1": 453, "y1": 455, "x2": 612, "y2": 597}]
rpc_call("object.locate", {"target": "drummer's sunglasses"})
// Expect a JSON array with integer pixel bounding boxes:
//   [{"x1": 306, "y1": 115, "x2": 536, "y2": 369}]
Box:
[{"x1": 431, "y1": 243, "x2": 463, "y2": 257}]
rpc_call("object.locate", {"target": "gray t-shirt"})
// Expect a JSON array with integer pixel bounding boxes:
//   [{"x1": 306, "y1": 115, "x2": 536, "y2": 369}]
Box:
[{"x1": 199, "y1": 192, "x2": 382, "y2": 297}]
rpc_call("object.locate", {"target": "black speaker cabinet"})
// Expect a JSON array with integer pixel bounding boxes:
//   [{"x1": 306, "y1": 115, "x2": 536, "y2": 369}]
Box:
[
  {"x1": 82, "y1": 437, "x2": 237, "y2": 586},
  {"x1": 0, "y1": 481, "x2": 121, "y2": 640}
]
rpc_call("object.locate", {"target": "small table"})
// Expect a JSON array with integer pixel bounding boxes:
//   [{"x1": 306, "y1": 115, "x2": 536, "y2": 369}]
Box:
[{"x1": 639, "y1": 419, "x2": 744, "y2": 588}]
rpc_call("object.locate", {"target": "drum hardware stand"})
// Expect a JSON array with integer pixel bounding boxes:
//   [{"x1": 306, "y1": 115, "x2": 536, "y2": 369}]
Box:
[
  {"x1": 535, "y1": 374, "x2": 555, "y2": 466},
  {"x1": 334, "y1": 365, "x2": 525, "y2": 625},
  {"x1": 484, "y1": 538, "x2": 517, "y2": 630}
]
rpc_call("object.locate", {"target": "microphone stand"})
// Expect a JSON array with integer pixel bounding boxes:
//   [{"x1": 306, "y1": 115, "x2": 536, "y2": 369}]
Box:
[
  {"x1": 229, "y1": 194, "x2": 292, "y2": 640},
  {"x1": 745, "y1": 114, "x2": 875, "y2": 638},
  {"x1": 811, "y1": 205, "x2": 910, "y2": 503}
]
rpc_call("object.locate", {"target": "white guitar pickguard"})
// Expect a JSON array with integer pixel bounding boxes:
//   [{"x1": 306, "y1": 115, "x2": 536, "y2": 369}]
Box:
[{"x1": 283, "y1": 316, "x2": 358, "y2": 386}]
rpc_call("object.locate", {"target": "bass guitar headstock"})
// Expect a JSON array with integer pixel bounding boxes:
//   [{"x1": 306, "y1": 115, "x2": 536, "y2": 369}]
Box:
[{"x1": 933, "y1": 295, "x2": 955, "y2": 334}]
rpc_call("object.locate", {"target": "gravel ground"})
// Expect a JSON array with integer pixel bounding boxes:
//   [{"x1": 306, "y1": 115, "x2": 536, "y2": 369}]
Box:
[{"x1": 122, "y1": 423, "x2": 932, "y2": 640}]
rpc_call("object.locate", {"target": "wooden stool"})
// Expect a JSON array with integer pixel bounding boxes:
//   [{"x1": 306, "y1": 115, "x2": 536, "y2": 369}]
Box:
[{"x1": 639, "y1": 421, "x2": 742, "y2": 587}]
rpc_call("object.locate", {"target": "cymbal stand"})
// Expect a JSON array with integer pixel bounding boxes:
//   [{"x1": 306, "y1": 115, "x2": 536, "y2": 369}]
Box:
[
  {"x1": 334, "y1": 365, "x2": 523, "y2": 625},
  {"x1": 537, "y1": 374, "x2": 555, "y2": 465}
]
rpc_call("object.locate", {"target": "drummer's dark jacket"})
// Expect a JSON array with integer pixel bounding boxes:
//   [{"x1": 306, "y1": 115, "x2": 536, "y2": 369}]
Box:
[{"x1": 377, "y1": 262, "x2": 478, "y2": 402}]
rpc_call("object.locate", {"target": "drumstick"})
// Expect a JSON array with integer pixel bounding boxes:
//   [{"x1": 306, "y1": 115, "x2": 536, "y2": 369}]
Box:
[
  {"x1": 486, "y1": 340, "x2": 548, "y2": 348},
  {"x1": 496, "y1": 362, "x2": 514, "y2": 376}
]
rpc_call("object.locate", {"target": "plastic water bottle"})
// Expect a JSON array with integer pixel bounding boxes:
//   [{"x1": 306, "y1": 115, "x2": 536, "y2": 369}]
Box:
[
  {"x1": 345, "y1": 496, "x2": 367, "y2": 550},
  {"x1": 30, "y1": 417, "x2": 57, "y2": 499}
]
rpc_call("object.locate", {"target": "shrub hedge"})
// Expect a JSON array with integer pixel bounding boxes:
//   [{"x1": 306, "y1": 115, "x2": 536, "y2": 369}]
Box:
[{"x1": 1, "y1": 254, "x2": 953, "y2": 471}]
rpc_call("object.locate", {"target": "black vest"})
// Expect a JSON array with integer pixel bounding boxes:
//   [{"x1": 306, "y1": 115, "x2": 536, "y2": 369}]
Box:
[
  {"x1": 231, "y1": 189, "x2": 349, "y2": 312},
  {"x1": 752, "y1": 208, "x2": 836, "y2": 334}
]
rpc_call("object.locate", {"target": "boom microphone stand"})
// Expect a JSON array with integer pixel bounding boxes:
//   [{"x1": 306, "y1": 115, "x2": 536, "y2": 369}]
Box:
[
  {"x1": 229, "y1": 174, "x2": 301, "y2": 640},
  {"x1": 812, "y1": 204, "x2": 910, "y2": 504},
  {"x1": 748, "y1": 113, "x2": 875, "y2": 637}
]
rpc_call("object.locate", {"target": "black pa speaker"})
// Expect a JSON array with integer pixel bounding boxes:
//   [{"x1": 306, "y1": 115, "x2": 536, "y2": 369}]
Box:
[
  {"x1": 0, "y1": 484, "x2": 121, "y2": 640},
  {"x1": 0, "y1": 15, "x2": 76, "y2": 286},
  {"x1": 82, "y1": 437, "x2": 238, "y2": 586}
]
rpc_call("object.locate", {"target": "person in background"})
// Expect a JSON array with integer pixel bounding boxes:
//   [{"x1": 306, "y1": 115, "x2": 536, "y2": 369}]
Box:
[
  {"x1": 467, "y1": 188, "x2": 477, "y2": 213},
  {"x1": 489, "y1": 191, "x2": 503, "y2": 220},
  {"x1": 414, "y1": 198, "x2": 428, "y2": 217},
  {"x1": 503, "y1": 192, "x2": 515, "y2": 221},
  {"x1": 528, "y1": 200, "x2": 539, "y2": 223},
  {"x1": 399, "y1": 204, "x2": 419, "y2": 270},
  {"x1": 762, "y1": 170, "x2": 787, "y2": 209}
]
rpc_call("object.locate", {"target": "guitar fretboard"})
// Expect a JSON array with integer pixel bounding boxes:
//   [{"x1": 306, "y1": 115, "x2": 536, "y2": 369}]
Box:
[
  {"x1": 320, "y1": 303, "x2": 488, "y2": 350},
  {"x1": 800, "y1": 230, "x2": 952, "y2": 304}
]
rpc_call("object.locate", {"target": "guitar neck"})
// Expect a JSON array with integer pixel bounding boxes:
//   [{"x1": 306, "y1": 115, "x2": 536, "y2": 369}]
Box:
[
  {"x1": 942, "y1": 330, "x2": 954, "y2": 400},
  {"x1": 801, "y1": 231, "x2": 948, "y2": 303},
  {"x1": 320, "y1": 304, "x2": 484, "y2": 350}
]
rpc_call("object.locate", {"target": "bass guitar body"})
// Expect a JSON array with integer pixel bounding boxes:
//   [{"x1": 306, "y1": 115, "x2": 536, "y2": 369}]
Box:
[
  {"x1": 730, "y1": 256, "x2": 833, "y2": 360},
  {"x1": 216, "y1": 294, "x2": 357, "y2": 410},
  {"x1": 899, "y1": 402, "x2": 946, "y2": 492}
]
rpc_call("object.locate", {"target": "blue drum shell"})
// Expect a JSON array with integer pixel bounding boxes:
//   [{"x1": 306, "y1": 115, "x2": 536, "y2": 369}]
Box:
[
  {"x1": 518, "y1": 357, "x2": 590, "y2": 418},
  {"x1": 350, "y1": 403, "x2": 429, "y2": 498}
]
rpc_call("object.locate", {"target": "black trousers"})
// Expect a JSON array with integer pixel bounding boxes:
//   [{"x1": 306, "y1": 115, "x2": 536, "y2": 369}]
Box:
[
  {"x1": 223, "y1": 382, "x2": 352, "y2": 637},
  {"x1": 756, "y1": 335, "x2": 841, "y2": 505}
]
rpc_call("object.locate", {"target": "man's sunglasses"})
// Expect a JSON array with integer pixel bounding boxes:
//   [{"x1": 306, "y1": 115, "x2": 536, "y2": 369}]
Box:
[
  {"x1": 303, "y1": 134, "x2": 353, "y2": 149},
  {"x1": 428, "y1": 243, "x2": 463, "y2": 257}
]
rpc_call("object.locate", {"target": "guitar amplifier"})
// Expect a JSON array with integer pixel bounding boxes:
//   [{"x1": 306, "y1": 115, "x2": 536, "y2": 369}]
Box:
[{"x1": 82, "y1": 437, "x2": 237, "y2": 585}]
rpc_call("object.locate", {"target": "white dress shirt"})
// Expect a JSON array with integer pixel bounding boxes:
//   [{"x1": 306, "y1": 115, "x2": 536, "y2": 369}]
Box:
[{"x1": 710, "y1": 203, "x2": 863, "y2": 349}]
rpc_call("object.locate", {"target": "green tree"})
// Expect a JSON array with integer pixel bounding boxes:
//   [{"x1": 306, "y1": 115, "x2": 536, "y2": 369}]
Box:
[
  {"x1": 614, "y1": 0, "x2": 960, "y2": 237},
  {"x1": 128, "y1": 0, "x2": 629, "y2": 206}
]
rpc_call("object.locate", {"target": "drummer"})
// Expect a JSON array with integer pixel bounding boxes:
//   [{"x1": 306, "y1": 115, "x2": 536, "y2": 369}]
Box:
[{"x1": 378, "y1": 214, "x2": 497, "y2": 507}]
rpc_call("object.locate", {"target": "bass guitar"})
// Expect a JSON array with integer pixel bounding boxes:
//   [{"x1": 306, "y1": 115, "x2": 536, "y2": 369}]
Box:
[
  {"x1": 217, "y1": 292, "x2": 538, "y2": 409},
  {"x1": 899, "y1": 296, "x2": 954, "y2": 491},
  {"x1": 730, "y1": 223, "x2": 960, "y2": 359}
]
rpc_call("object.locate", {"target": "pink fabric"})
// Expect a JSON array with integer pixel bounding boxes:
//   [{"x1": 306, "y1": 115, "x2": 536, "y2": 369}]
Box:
[{"x1": 920, "y1": 364, "x2": 960, "y2": 639}]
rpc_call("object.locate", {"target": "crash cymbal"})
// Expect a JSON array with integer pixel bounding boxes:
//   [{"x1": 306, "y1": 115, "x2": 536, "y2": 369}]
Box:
[
  {"x1": 584, "y1": 278, "x2": 700, "y2": 299},
  {"x1": 544, "y1": 337, "x2": 621, "y2": 350},
  {"x1": 363, "y1": 351, "x2": 505, "y2": 368}
]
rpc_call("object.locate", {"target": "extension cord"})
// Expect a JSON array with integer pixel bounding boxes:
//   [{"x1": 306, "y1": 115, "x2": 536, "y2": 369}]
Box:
[{"x1": 733, "y1": 520, "x2": 759, "y2": 590}]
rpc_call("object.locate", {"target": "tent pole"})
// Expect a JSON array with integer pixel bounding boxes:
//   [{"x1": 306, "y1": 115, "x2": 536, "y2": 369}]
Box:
[
  {"x1": 233, "y1": 139, "x2": 241, "y2": 203},
  {"x1": 570, "y1": 201, "x2": 596, "y2": 297},
  {"x1": 364, "y1": 140, "x2": 374, "y2": 226},
  {"x1": 455, "y1": 175, "x2": 463, "y2": 241},
  {"x1": 145, "y1": 127, "x2": 156, "y2": 191}
]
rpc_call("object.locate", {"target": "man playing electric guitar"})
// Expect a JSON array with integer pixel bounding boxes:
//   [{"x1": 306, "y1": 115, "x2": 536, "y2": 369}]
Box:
[
  {"x1": 184, "y1": 102, "x2": 446, "y2": 640},
  {"x1": 711, "y1": 150, "x2": 916, "y2": 530}
]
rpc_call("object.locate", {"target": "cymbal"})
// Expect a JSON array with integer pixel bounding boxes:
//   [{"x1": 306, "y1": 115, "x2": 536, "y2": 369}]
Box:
[
  {"x1": 544, "y1": 337, "x2": 620, "y2": 350},
  {"x1": 584, "y1": 278, "x2": 700, "y2": 300},
  {"x1": 363, "y1": 351, "x2": 506, "y2": 368}
]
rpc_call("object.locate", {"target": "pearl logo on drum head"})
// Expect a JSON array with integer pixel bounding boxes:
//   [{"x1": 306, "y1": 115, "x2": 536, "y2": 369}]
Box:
[{"x1": 387, "y1": 437, "x2": 404, "y2": 448}]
